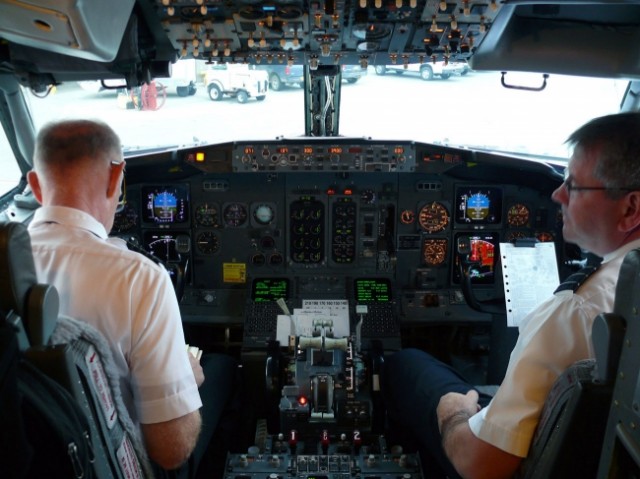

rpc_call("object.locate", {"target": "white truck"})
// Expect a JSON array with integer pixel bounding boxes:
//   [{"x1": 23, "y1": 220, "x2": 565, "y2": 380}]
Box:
[
  {"x1": 375, "y1": 60, "x2": 466, "y2": 80},
  {"x1": 204, "y1": 64, "x2": 268, "y2": 103}
]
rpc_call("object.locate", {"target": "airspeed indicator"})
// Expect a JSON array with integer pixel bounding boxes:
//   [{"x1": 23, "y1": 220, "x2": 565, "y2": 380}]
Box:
[{"x1": 418, "y1": 202, "x2": 449, "y2": 233}]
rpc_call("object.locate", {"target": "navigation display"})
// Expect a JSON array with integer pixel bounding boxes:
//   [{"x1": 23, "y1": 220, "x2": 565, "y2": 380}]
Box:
[
  {"x1": 354, "y1": 278, "x2": 392, "y2": 303},
  {"x1": 251, "y1": 278, "x2": 290, "y2": 302},
  {"x1": 453, "y1": 233, "x2": 499, "y2": 284},
  {"x1": 455, "y1": 187, "x2": 502, "y2": 225},
  {"x1": 142, "y1": 184, "x2": 190, "y2": 224}
]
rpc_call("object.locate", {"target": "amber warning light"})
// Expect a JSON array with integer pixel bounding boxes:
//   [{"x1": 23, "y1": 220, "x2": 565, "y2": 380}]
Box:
[{"x1": 196, "y1": 151, "x2": 205, "y2": 162}]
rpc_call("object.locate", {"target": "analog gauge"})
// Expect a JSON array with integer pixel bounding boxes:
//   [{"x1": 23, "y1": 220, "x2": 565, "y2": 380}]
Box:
[
  {"x1": 422, "y1": 238, "x2": 448, "y2": 266},
  {"x1": 112, "y1": 203, "x2": 138, "y2": 233},
  {"x1": 269, "y1": 253, "x2": 284, "y2": 265},
  {"x1": 360, "y1": 189, "x2": 376, "y2": 204},
  {"x1": 252, "y1": 253, "x2": 266, "y2": 265},
  {"x1": 536, "y1": 231, "x2": 554, "y2": 242},
  {"x1": 195, "y1": 203, "x2": 219, "y2": 227},
  {"x1": 506, "y1": 230, "x2": 527, "y2": 242},
  {"x1": 418, "y1": 202, "x2": 449, "y2": 233},
  {"x1": 507, "y1": 203, "x2": 530, "y2": 227},
  {"x1": 223, "y1": 203, "x2": 248, "y2": 227},
  {"x1": 253, "y1": 203, "x2": 275, "y2": 225},
  {"x1": 260, "y1": 236, "x2": 276, "y2": 249},
  {"x1": 400, "y1": 209, "x2": 415, "y2": 225},
  {"x1": 196, "y1": 231, "x2": 219, "y2": 254}
]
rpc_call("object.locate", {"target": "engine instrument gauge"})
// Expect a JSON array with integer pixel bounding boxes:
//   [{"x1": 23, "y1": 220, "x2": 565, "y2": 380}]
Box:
[
  {"x1": 195, "y1": 203, "x2": 219, "y2": 227},
  {"x1": 223, "y1": 203, "x2": 248, "y2": 227},
  {"x1": 196, "y1": 231, "x2": 220, "y2": 254},
  {"x1": 422, "y1": 238, "x2": 448, "y2": 266},
  {"x1": 507, "y1": 203, "x2": 530, "y2": 227},
  {"x1": 418, "y1": 202, "x2": 449, "y2": 233}
]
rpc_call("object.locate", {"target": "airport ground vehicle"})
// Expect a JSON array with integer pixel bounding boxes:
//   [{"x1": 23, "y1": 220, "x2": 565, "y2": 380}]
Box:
[
  {"x1": 204, "y1": 63, "x2": 269, "y2": 102},
  {"x1": 341, "y1": 63, "x2": 367, "y2": 83},
  {"x1": 257, "y1": 64, "x2": 305, "y2": 90},
  {"x1": 78, "y1": 59, "x2": 198, "y2": 97},
  {"x1": 375, "y1": 60, "x2": 466, "y2": 80},
  {"x1": 1, "y1": 2, "x2": 640, "y2": 478},
  {"x1": 259, "y1": 63, "x2": 366, "y2": 90}
]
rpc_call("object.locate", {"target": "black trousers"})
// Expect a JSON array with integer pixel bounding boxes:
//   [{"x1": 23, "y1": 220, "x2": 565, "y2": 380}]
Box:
[
  {"x1": 153, "y1": 352, "x2": 238, "y2": 479},
  {"x1": 382, "y1": 348, "x2": 493, "y2": 479}
]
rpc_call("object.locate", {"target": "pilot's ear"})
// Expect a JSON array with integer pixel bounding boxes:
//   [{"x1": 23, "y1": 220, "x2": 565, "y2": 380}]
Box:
[
  {"x1": 27, "y1": 170, "x2": 43, "y2": 204},
  {"x1": 620, "y1": 190, "x2": 640, "y2": 233},
  {"x1": 106, "y1": 161, "x2": 124, "y2": 200}
]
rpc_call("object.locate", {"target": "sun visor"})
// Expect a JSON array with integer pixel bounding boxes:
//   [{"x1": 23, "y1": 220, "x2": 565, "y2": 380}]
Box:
[
  {"x1": 0, "y1": 0, "x2": 135, "y2": 62},
  {"x1": 471, "y1": 3, "x2": 640, "y2": 79}
]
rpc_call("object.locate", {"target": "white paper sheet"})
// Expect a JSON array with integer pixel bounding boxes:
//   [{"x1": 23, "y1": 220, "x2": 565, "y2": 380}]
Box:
[
  {"x1": 500, "y1": 242, "x2": 559, "y2": 327},
  {"x1": 276, "y1": 299, "x2": 350, "y2": 345}
]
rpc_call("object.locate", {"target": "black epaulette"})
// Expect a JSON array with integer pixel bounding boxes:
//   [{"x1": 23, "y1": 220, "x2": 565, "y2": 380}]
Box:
[{"x1": 554, "y1": 264, "x2": 601, "y2": 294}]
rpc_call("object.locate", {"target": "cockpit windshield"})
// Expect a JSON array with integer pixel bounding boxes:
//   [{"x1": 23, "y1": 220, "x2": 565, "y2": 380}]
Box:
[{"x1": 25, "y1": 65, "x2": 625, "y2": 157}]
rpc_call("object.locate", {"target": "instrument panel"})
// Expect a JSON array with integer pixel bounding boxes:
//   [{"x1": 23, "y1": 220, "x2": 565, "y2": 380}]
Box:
[{"x1": 113, "y1": 139, "x2": 568, "y2": 325}]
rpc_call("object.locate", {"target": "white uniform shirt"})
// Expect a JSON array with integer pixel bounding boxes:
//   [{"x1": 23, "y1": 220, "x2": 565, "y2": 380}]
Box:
[
  {"x1": 28, "y1": 206, "x2": 202, "y2": 427},
  {"x1": 468, "y1": 238, "x2": 640, "y2": 457}
]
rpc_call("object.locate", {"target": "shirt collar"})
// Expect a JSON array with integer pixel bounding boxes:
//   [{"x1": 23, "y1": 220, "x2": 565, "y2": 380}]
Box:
[
  {"x1": 602, "y1": 237, "x2": 640, "y2": 264},
  {"x1": 29, "y1": 206, "x2": 109, "y2": 240}
]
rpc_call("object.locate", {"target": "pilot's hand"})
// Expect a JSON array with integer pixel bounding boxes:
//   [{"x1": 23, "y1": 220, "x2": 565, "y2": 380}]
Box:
[
  {"x1": 187, "y1": 351, "x2": 205, "y2": 387},
  {"x1": 436, "y1": 389, "x2": 481, "y2": 433}
]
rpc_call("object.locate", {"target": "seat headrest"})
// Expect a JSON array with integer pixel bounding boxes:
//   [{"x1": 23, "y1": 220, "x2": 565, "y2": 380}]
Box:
[
  {"x1": 0, "y1": 222, "x2": 38, "y2": 317},
  {"x1": 613, "y1": 248, "x2": 640, "y2": 317}
]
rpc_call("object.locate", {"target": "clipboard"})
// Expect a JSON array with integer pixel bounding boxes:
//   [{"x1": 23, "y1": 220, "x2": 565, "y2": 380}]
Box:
[{"x1": 500, "y1": 241, "x2": 559, "y2": 327}]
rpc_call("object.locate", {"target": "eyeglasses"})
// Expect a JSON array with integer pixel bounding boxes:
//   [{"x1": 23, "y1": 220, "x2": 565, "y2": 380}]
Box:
[
  {"x1": 110, "y1": 160, "x2": 126, "y2": 212},
  {"x1": 562, "y1": 175, "x2": 637, "y2": 195}
]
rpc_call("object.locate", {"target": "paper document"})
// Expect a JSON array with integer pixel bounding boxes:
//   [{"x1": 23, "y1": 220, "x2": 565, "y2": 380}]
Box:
[
  {"x1": 500, "y1": 242, "x2": 559, "y2": 327},
  {"x1": 276, "y1": 299, "x2": 350, "y2": 346}
]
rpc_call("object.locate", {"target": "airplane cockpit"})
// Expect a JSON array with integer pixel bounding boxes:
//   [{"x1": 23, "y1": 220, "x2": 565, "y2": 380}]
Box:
[{"x1": 2, "y1": 2, "x2": 640, "y2": 478}]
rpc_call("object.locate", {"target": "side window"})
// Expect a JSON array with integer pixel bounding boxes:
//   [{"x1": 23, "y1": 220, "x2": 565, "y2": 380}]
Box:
[{"x1": 0, "y1": 125, "x2": 22, "y2": 196}]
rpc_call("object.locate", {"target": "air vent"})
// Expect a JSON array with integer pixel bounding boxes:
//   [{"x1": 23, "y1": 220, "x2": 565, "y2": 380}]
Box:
[
  {"x1": 416, "y1": 181, "x2": 442, "y2": 191},
  {"x1": 203, "y1": 180, "x2": 229, "y2": 192}
]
